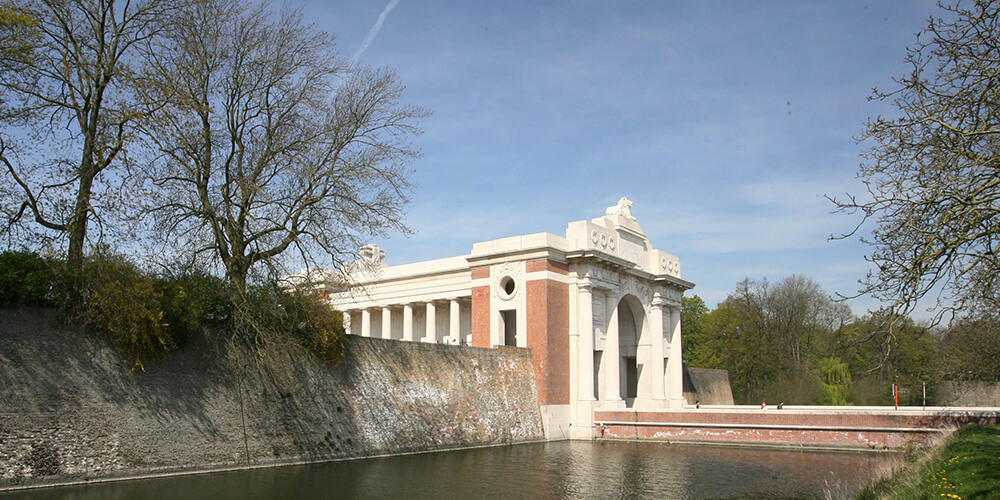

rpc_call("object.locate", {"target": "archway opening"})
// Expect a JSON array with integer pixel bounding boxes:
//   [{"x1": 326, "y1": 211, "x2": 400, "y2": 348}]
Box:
[
  {"x1": 617, "y1": 298, "x2": 641, "y2": 407},
  {"x1": 500, "y1": 310, "x2": 517, "y2": 346}
]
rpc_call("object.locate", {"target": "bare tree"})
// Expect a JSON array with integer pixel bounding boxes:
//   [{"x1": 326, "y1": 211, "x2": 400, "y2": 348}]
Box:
[
  {"x1": 138, "y1": 0, "x2": 425, "y2": 292},
  {"x1": 830, "y1": 0, "x2": 1000, "y2": 321},
  {"x1": 0, "y1": 0, "x2": 166, "y2": 266},
  {"x1": 770, "y1": 275, "x2": 852, "y2": 370}
]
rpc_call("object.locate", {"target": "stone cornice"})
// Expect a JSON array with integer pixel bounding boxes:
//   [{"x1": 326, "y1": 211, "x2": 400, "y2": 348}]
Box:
[{"x1": 565, "y1": 250, "x2": 695, "y2": 291}]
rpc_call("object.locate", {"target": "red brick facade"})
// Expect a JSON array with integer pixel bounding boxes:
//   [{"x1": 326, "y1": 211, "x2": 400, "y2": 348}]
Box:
[
  {"x1": 526, "y1": 263, "x2": 569, "y2": 406},
  {"x1": 471, "y1": 267, "x2": 490, "y2": 280},
  {"x1": 525, "y1": 258, "x2": 569, "y2": 275},
  {"x1": 471, "y1": 285, "x2": 491, "y2": 348}
]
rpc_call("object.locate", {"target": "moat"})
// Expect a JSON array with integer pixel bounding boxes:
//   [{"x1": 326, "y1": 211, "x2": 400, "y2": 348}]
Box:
[{"x1": 0, "y1": 441, "x2": 900, "y2": 499}]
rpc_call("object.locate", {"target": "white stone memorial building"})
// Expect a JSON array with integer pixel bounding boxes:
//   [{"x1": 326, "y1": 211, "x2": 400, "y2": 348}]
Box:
[{"x1": 328, "y1": 198, "x2": 694, "y2": 439}]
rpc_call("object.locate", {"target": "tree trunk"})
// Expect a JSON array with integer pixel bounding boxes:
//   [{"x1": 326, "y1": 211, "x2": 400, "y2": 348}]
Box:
[{"x1": 66, "y1": 180, "x2": 93, "y2": 269}]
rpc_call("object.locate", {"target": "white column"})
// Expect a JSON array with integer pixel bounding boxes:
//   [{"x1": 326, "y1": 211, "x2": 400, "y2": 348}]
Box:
[
  {"x1": 449, "y1": 299, "x2": 461, "y2": 345},
  {"x1": 650, "y1": 295, "x2": 666, "y2": 404},
  {"x1": 382, "y1": 307, "x2": 392, "y2": 340},
  {"x1": 667, "y1": 305, "x2": 685, "y2": 407},
  {"x1": 343, "y1": 311, "x2": 352, "y2": 335},
  {"x1": 403, "y1": 304, "x2": 414, "y2": 342},
  {"x1": 360, "y1": 309, "x2": 372, "y2": 338},
  {"x1": 604, "y1": 296, "x2": 622, "y2": 405},
  {"x1": 578, "y1": 281, "x2": 596, "y2": 401},
  {"x1": 424, "y1": 301, "x2": 437, "y2": 343}
]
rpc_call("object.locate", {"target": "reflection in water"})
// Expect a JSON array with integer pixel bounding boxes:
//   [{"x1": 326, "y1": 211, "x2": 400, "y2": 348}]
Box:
[{"x1": 1, "y1": 441, "x2": 900, "y2": 499}]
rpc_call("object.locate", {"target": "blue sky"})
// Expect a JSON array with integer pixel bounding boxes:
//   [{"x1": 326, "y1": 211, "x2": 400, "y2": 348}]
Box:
[{"x1": 296, "y1": 1, "x2": 940, "y2": 317}]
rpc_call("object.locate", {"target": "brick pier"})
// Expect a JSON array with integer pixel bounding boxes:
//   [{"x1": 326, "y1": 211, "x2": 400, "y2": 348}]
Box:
[{"x1": 594, "y1": 406, "x2": 1000, "y2": 450}]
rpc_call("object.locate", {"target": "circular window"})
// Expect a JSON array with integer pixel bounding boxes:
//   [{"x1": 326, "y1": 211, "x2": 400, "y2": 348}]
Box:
[{"x1": 498, "y1": 276, "x2": 516, "y2": 300}]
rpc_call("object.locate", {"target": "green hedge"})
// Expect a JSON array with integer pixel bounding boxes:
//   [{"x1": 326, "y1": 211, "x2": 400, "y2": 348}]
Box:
[{"x1": 0, "y1": 251, "x2": 58, "y2": 306}]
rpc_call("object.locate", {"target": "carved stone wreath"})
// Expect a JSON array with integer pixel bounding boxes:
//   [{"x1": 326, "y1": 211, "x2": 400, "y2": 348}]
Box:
[{"x1": 494, "y1": 262, "x2": 521, "y2": 301}]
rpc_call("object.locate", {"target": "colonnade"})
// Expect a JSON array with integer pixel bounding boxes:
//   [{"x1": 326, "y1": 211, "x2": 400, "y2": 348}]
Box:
[{"x1": 342, "y1": 297, "x2": 470, "y2": 345}]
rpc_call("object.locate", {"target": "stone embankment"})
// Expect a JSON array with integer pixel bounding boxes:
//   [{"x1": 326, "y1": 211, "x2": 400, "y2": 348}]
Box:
[{"x1": 0, "y1": 308, "x2": 543, "y2": 490}]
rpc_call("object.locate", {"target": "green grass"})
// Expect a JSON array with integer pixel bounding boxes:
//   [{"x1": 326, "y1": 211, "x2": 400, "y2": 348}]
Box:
[{"x1": 857, "y1": 424, "x2": 1000, "y2": 499}]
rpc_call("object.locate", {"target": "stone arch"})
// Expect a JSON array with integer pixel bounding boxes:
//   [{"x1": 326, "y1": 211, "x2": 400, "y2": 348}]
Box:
[{"x1": 615, "y1": 294, "x2": 647, "y2": 408}]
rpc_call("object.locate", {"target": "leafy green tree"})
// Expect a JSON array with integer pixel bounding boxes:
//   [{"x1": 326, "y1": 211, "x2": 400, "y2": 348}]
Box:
[
  {"x1": 154, "y1": 269, "x2": 231, "y2": 347},
  {"x1": 696, "y1": 276, "x2": 856, "y2": 404},
  {"x1": 702, "y1": 290, "x2": 781, "y2": 404},
  {"x1": 768, "y1": 275, "x2": 852, "y2": 372},
  {"x1": 681, "y1": 294, "x2": 710, "y2": 366},
  {"x1": 816, "y1": 357, "x2": 852, "y2": 405},
  {"x1": 936, "y1": 314, "x2": 1000, "y2": 382},
  {"x1": 837, "y1": 312, "x2": 936, "y2": 405},
  {"x1": 69, "y1": 250, "x2": 174, "y2": 371}
]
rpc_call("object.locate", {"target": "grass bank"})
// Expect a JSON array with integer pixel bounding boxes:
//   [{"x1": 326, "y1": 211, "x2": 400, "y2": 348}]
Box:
[{"x1": 857, "y1": 424, "x2": 1000, "y2": 499}]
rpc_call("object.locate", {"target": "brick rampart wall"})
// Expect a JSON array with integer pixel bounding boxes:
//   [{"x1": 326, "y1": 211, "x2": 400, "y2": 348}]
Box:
[
  {"x1": 594, "y1": 408, "x2": 1000, "y2": 450},
  {"x1": 0, "y1": 308, "x2": 543, "y2": 490}
]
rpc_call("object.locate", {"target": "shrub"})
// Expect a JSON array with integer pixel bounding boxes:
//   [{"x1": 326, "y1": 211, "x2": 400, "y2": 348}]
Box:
[
  {"x1": 70, "y1": 251, "x2": 174, "y2": 371},
  {"x1": 155, "y1": 270, "x2": 231, "y2": 347},
  {"x1": 280, "y1": 288, "x2": 346, "y2": 366},
  {"x1": 229, "y1": 284, "x2": 345, "y2": 366},
  {"x1": 0, "y1": 251, "x2": 58, "y2": 306}
]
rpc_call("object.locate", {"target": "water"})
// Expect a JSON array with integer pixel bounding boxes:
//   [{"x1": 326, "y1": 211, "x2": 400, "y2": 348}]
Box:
[{"x1": 1, "y1": 441, "x2": 900, "y2": 499}]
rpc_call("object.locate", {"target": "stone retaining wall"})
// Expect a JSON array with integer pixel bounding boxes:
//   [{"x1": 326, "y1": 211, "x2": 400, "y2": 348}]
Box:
[
  {"x1": 683, "y1": 366, "x2": 734, "y2": 405},
  {"x1": 0, "y1": 308, "x2": 543, "y2": 490},
  {"x1": 938, "y1": 381, "x2": 1000, "y2": 407}
]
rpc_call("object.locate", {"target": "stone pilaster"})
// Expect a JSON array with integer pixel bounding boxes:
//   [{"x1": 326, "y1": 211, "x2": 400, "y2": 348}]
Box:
[
  {"x1": 667, "y1": 305, "x2": 685, "y2": 408},
  {"x1": 577, "y1": 281, "x2": 595, "y2": 401},
  {"x1": 649, "y1": 295, "x2": 666, "y2": 405},
  {"x1": 604, "y1": 295, "x2": 623, "y2": 406}
]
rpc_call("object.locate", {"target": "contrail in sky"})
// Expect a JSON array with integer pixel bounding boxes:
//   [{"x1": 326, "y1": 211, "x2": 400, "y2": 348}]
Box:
[{"x1": 352, "y1": 0, "x2": 401, "y2": 63}]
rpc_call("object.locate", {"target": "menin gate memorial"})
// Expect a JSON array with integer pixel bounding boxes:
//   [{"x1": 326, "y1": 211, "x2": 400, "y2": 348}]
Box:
[{"x1": 328, "y1": 198, "x2": 694, "y2": 439}]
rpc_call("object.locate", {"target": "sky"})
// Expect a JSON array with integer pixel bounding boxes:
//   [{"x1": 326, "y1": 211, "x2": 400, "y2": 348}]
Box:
[{"x1": 293, "y1": 0, "x2": 941, "y2": 318}]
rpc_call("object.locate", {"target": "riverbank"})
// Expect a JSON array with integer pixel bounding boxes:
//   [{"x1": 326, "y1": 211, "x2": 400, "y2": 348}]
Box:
[
  {"x1": 0, "y1": 308, "x2": 543, "y2": 491},
  {"x1": 857, "y1": 424, "x2": 1000, "y2": 498}
]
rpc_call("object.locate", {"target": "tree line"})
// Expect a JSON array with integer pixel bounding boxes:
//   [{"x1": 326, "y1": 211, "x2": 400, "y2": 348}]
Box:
[{"x1": 682, "y1": 275, "x2": 1000, "y2": 406}]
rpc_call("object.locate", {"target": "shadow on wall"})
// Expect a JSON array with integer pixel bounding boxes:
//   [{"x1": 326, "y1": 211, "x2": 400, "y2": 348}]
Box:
[{"x1": 0, "y1": 307, "x2": 544, "y2": 489}]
